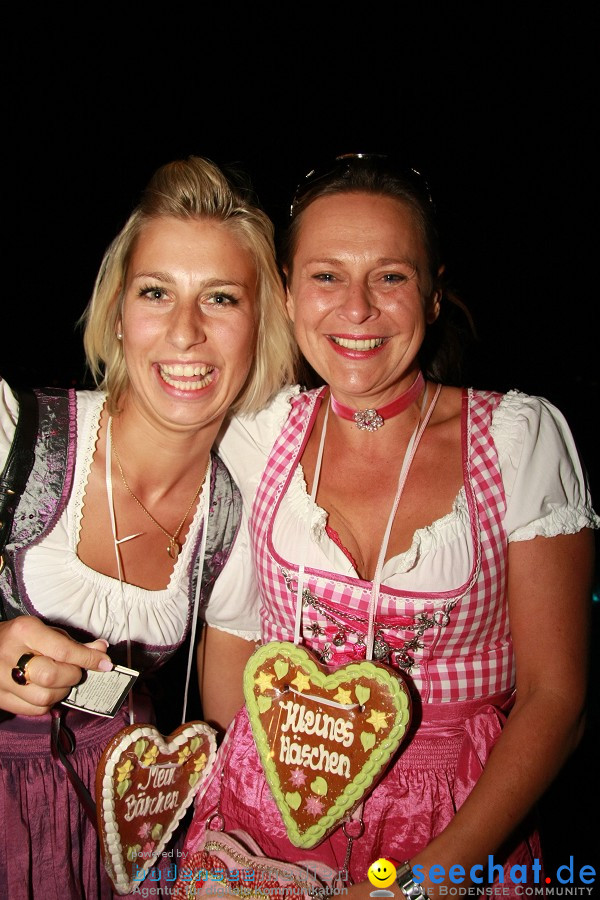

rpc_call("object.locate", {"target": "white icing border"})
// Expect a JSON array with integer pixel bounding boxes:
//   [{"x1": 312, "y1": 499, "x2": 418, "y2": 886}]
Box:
[{"x1": 98, "y1": 722, "x2": 217, "y2": 895}]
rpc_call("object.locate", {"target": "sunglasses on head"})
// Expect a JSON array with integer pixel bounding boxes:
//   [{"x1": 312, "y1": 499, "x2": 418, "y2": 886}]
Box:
[{"x1": 289, "y1": 152, "x2": 434, "y2": 217}]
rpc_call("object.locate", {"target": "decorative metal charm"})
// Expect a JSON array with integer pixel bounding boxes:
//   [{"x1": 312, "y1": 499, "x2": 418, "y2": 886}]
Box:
[
  {"x1": 320, "y1": 643, "x2": 333, "y2": 663},
  {"x1": 167, "y1": 538, "x2": 180, "y2": 560},
  {"x1": 373, "y1": 639, "x2": 391, "y2": 660},
  {"x1": 394, "y1": 650, "x2": 415, "y2": 672},
  {"x1": 405, "y1": 637, "x2": 424, "y2": 651},
  {"x1": 353, "y1": 409, "x2": 384, "y2": 432},
  {"x1": 279, "y1": 566, "x2": 458, "y2": 677},
  {"x1": 302, "y1": 587, "x2": 315, "y2": 606}
]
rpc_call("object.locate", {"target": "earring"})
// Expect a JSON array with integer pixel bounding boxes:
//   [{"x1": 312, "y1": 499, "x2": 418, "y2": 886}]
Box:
[{"x1": 117, "y1": 332, "x2": 123, "y2": 340}]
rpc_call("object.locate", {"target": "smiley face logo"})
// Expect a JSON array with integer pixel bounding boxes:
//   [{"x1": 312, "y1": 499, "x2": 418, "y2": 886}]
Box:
[{"x1": 368, "y1": 858, "x2": 397, "y2": 889}]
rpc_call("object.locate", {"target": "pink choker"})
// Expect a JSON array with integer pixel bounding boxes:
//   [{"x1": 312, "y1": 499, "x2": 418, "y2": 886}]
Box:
[{"x1": 330, "y1": 371, "x2": 425, "y2": 432}]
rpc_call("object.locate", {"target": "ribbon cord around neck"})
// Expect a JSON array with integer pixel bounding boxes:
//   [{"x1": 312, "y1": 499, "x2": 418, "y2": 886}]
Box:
[
  {"x1": 294, "y1": 383, "x2": 442, "y2": 660},
  {"x1": 106, "y1": 416, "x2": 210, "y2": 726}
]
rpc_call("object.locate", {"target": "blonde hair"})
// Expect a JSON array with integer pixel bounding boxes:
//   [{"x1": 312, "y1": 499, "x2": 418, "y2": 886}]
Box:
[{"x1": 82, "y1": 156, "x2": 296, "y2": 413}]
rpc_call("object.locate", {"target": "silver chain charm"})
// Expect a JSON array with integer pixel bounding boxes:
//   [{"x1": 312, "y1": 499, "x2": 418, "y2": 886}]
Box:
[{"x1": 280, "y1": 567, "x2": 456, "y2": 672}]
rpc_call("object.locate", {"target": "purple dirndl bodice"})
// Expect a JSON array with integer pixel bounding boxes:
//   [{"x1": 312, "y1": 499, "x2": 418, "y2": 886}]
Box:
[{"x1": 0, "y1": 388, "x2": 242, "y2": 899}]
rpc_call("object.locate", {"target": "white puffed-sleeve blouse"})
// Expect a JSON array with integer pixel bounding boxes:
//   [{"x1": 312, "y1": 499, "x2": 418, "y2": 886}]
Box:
[
  {"x1": 2, "y1": 380, "x2": 598, "y2": 644},
  {"x1": 213, "y1": 383, "x2": 599, "y2": 607},
  {"x1": 0, "y1": 380, "x2": 259, "y2": 644}
]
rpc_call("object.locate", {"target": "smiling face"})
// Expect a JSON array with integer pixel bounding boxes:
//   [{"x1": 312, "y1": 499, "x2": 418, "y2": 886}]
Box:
[
  {"x1": 285, "y1": 192, "x2": 440, "y2": 408},
  {"x1": 118, "y1": 216, "x2": 257, "y2": 435},
  {"x1": 367, "y1": 858, "x2": 397, "y2": 888}
]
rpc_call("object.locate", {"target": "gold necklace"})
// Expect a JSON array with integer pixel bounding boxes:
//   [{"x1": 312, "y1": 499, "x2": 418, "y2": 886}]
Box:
[{"x1": 110, "y1": 420, "x2": 209, "y2": 561}]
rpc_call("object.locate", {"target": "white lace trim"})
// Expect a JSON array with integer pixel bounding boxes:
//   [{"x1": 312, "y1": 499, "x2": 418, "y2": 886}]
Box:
[
  {"x1": 510, "y1": 505, "x2": 600, "y2": 542},
  {"x1": 288, "y1": 461, "x2": 470, "y2": 576},
  {"x1": 21, "y1": 391, "x2": 208, "y2": 645},
  {"x1": 72, "y1": 391, "x2": 105, "y2": 545}
]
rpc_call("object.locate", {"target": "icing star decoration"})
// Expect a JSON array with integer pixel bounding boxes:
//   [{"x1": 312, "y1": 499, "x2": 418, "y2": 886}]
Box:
[
  {"x1": 366, "y1": 709, "x2": 389, "y2": 733},
  {"x1": 290, "y1": 768, "x2": 307, "y2": 787},
  {"x1": 254, "y1": 671, "x2": 276, "y2": 693},
  {"x1": 304, "y1": 795, "x2": 324, "y2": 816},
  {"x1": 291, "y1": 671, "x2": 311, "y2": 692},
  {"x1": 333, "y1": 688, "x2": 353, "y2": 705}
]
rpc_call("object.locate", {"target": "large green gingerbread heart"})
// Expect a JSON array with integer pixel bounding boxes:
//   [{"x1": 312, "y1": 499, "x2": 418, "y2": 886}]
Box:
[{"x1": 243, "y1": 641, "x2": 411, "y2": 849}]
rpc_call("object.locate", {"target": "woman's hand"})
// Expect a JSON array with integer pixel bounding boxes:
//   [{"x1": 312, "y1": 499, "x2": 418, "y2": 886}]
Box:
[{"x1": 0, "y1": 615, "x2": 113, "y2": 716}]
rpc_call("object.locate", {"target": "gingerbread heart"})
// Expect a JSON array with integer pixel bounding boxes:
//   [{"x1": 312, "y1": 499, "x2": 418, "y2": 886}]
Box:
[
  {"x1": 95, "y1": 721, "x2": 217, "y2": 895},
  {"x1": 243, "y1": 641, "x2": 411, "y2": 849}
]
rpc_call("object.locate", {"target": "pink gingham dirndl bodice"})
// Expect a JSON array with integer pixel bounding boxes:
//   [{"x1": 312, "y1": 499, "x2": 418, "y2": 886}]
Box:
[
  {"x1": 180, "y1": 386, "x2": 541, "y2": 890},
  {"x1": 251, "y1": 385, "x2": 512, "y2": 703}
]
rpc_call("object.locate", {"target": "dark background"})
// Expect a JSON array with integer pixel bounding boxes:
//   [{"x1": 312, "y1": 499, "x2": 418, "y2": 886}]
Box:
[{"x1": 4, "y1": 7, "x2": 598, "y2": 882}]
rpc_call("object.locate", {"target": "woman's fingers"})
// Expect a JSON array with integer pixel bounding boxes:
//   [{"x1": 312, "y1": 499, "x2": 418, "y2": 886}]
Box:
[
  {"x1": 83, "y1": 637, "x2": 110, "y2": 653},
  {"x1": 4, "y1": 681, "x2": 73, "y2": 715},
  {"x1": 4, "y1": 616, "x2": 113, "y2": 672},
  {"x1": 15, "y1": 653, "x2": 88, "y2": 690},
  {"x1": 0, "y1": 616, "x2": 113, "y2": 716}
]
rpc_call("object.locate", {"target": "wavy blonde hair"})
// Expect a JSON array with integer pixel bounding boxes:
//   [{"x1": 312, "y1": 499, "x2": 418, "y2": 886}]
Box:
[{"x1": 82, "y1": 156, "x2": 296, "y2": 414}]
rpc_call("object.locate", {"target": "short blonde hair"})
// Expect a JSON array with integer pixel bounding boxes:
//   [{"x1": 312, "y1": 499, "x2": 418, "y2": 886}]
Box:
[{"x1": 82, "y1": 156, "x2": 296, "y2": 414}]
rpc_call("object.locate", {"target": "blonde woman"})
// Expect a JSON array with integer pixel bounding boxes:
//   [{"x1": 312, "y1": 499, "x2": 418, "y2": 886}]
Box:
[{"x1": 0, "y1": 155, "x2": 295, "y2": 898}]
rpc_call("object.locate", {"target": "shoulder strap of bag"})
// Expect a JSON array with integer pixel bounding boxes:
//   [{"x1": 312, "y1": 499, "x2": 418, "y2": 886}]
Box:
[
  {"x1": 0, "y1": 390, "x2": 99, "y2": 825},
  {"x1": 0, "y1": 387, "x2": 39, "y2": 571}
]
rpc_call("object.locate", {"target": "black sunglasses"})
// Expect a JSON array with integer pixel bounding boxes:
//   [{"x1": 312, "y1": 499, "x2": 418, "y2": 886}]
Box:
[{"x1": 289, "y1": 152, "x2": 434, "y2": 217}]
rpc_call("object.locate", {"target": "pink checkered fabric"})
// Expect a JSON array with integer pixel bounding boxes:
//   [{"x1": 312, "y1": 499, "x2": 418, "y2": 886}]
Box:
[{"x1": 249, "y1": 387, "x2": 511, "y2": 703}]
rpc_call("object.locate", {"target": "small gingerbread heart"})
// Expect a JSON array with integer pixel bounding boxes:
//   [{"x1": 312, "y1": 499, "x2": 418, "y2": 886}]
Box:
[
  {"x1": 244, "y1": 641, "x2": 411, "y2": 849},
  {"x1": 95, "y1": 721, "x2": 216, "y2": 895}
]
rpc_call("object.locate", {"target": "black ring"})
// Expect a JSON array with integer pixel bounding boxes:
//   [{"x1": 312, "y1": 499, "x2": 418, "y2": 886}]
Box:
[{"x1": 11, "y1": 652, "x2": 36, "y2": 686}]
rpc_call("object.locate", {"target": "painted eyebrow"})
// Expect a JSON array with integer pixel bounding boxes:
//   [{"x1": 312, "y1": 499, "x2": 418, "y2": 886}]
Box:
[
  {"x1": 302, "y1": 256, "x2": 417, "y2": 267},
  {"x1": 132, "y1": 270, "x2": 176, "y2": 283},
  {"x1": 302, "y1": 257, "x2": 343, "y2": 267},
  {"x1": 376, "y1": 257, "x2": 418, "y2": 268},
  {"x1": 132, "y1": 271, "x2": 251, "y2": 289},
  {"x1": 201, "y1": 277, "x2": 251, "y2": 290}
]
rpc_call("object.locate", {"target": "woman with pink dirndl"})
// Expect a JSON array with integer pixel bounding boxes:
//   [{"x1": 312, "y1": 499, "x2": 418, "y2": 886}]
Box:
[{"x1": 176, "y1": 154, "x2": 599, "y2": 899}]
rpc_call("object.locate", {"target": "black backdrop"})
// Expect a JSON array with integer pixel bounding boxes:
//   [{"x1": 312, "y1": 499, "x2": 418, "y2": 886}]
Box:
[{"x1": 4, "y1": 6, "x2": 599, "y2": 882}]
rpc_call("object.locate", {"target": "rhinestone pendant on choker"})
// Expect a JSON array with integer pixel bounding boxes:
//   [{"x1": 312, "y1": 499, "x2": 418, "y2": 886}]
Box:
[{"x1": 329, "y1": 371, "x2": 425, "y2": 432}]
